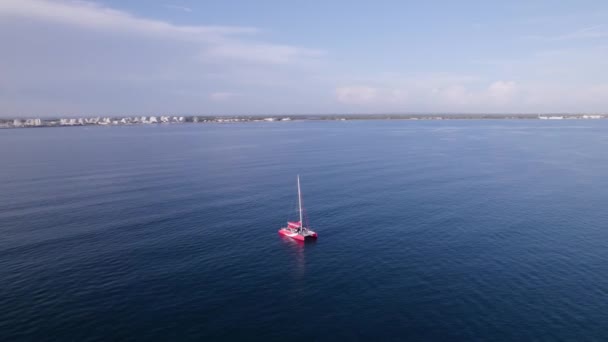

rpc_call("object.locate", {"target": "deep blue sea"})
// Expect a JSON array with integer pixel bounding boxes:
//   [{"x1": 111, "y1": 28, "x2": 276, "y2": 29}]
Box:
[{"x1": 1, "y1": 120, "x2": 608, "y2": 341}]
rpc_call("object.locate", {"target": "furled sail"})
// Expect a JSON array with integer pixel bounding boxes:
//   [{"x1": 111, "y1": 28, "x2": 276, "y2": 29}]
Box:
[{"x1": 287, "y1": 221, "x2": 301, "y2": 229}]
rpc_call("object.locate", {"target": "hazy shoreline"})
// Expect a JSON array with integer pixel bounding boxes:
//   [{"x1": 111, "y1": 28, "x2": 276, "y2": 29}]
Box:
[{"x1": 1, "y1": 113, "x2": 606, "y2": 129}]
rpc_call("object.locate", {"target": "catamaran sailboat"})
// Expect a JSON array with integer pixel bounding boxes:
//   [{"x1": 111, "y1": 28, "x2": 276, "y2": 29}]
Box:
[{"x1": 278, "y1": 175, "x2": 318, "y2": 241}]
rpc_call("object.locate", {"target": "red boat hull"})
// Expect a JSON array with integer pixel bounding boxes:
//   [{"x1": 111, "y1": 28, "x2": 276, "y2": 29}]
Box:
[{"x1": 278, "y1": 228, "x2": 318, "y2": 241}]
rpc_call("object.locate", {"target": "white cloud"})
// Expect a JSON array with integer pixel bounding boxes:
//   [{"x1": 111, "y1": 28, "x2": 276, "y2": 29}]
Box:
[
  {"x1": 334, "y1": 78, "x2": 519, "y2": 110},
  {"x1": 165, "y1": 4, "x2": 193, "y2": 13},
  {"x1": 204, "y1": 43, "x2": 324, "y2": 65},
  {"x1": 526, "y1": 25, "x2": 608, "y2": 41},
  {"x1": 432, "y1": 81, "x2": 519, "y2": 108},
  {"x1": 0, "y1": 0, "x2": 326, "y2": 115},
  {"x1": 436, "y1": 85, "x2": 473, "y2": 106},
  {"x1": 0, "y1": 0, "x2": 322, "y2": 67},
  {"x1": 521, "y1": 82, "x2": 608, "y2": 112},
  {"x1": 389, "y1": 89, "x2": 409, "y2": 103},
  {"x1": 334, "y1": 85, "x2": 412, "y2": 108},
  {"x1": 487, "y1": 81, "x2": 517, "y2": 104},
  {"x1": 336, "y1": 86, "x2": 378, "y2": 104},
  {"x1": 0, "y1": 0, "x2": 256, "y2": 39}
]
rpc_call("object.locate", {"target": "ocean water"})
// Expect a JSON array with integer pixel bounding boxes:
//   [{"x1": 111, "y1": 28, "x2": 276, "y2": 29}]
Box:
[{"x1": 1, "y1": 120, "x2": 608, "y2": 341}]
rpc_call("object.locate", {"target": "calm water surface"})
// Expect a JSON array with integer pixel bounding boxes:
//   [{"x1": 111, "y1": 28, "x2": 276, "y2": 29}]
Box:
[{"x1": 1, "y1": 121, "x2": 608, "y2": 341}]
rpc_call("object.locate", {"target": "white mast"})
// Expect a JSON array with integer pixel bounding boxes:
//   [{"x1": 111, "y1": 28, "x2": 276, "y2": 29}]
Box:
[{"x1": 297, "y1": 175, "x2": 303, "y2": 231}]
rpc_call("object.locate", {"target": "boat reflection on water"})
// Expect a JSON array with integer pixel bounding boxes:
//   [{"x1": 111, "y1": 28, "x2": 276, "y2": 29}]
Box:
[{"x1": 279, "y1": 235, "x2": 317, "y2": 279}]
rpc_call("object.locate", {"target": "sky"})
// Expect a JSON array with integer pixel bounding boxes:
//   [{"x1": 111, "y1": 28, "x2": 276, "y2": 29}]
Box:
[{"x1": 1, "y1": 0, "x2": 608, "y2": 116}]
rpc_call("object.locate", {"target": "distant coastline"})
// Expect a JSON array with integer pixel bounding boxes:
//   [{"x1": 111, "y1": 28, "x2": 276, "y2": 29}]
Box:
[{"x1": 1, "y1": 114, "x2": 606, "y2": 129}]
